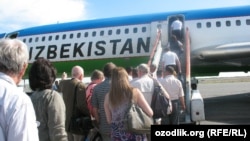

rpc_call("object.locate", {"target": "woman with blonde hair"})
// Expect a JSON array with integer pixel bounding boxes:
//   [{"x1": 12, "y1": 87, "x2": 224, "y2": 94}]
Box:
[{"x1": 104, "y1": 67, "x2": 153, "y2": 141}]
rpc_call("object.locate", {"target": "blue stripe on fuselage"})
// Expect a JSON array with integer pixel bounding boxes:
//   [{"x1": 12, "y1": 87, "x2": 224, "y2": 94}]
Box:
[
  {"x1": 10, "y1": 5, "x2": 250, "y2": 37},
  {"x1": 0, "y1": 33, "x2": 5, "y2": 38}
]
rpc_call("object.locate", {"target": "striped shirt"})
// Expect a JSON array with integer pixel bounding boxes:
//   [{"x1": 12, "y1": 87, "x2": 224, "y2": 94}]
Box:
[{"x1": 91, "y1": 78, "x2": 111, "y2": 134}]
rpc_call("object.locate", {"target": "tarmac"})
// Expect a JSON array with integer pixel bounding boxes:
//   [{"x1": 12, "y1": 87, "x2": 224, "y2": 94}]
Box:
[{"x1": 196, "y1": 76, "x2": 250, "y2": 125}]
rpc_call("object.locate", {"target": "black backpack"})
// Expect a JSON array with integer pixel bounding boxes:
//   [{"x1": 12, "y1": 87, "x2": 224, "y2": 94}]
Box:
[{"x1": 151, "y1": 85, "x2": 172, "y2": 119}]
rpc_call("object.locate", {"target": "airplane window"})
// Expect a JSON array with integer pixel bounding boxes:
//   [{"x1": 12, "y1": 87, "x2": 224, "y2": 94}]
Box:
[
  {"x1": 42, "y1": 36, "x2": 46, "y2": 41},
  {"x1": 23, "y1": 39, "x2": 26, "y2": 43},
  {"x1": 197, "y1": 23, "x2": 202, "y2": 28},
  {"x1": 236, "y1": 20, "x2": 241, "y2": 26},
  {"x1": 77, "y1": 33, "x2": 81, "y2": 38},
  {"x1": 55, "y1": 35, "x2": 59, "y2": 40},
  {"x1": 49, "y1": 36, "x2": 52, "y2": 41},
  {"x1": 70, "y1": 34, "x2": 73, "y2": 39},
  {"x1": 108, "y1": 30, "x2": 112, "y2": 35},
  {"x1": 216, "y1": 21, "x2": 221, "y2": 27},
  {"x1": 116, "y1": 29, "x2": 121, "y2": 35},
  {"x1": 246, "y1": 19, "x2": 250, "y2": 25},
  {"x1": 133, "y1": 28, "x2": 138, "y2": 33},
  {"x1": 84, "y1": 32, "x2": 88, "y2": 37},
  {"x1": 142, "y1": 27, "x2": 146, "y2": 32},
  {"x1": 29, "y1": 38, "x2": 32, "y2": 43},
  {"x1": 125, "y1": 28, "x2": 129, "y2": 34},
  {"x1": 226, "y1": 21, "x2": 231, "y2": 26},
  {"x1": 92, "y1": 31, "x2": 96, "y2": 37},
  {"x1": 62, "y1": 34, "x2": 66, "y2": 39},
  {"x1": 100, "y1": 31, "x2": 104, "y2": 36},
  {"x1": 35, "y1": 37, "x2": 39, "y2": 42},
  {"x1": 206, "y1": 22, "x2": 211, "y2": 28}
]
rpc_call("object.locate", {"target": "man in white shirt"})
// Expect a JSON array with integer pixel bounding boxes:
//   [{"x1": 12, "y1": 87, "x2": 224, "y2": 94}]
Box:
[
  {"x1": 130, "y1": 63, "x2": 154, "y2": 105},
  {"x1": 0, "y1": 39, "x2": 39, "y2": 141},
  {"x1": 130, "y1": 63, "x2": 154, "y2": 141},
  {"x1": 171, "y1": 17, "x2": 183, "y2": 41},
  {"x1": 159, "y1": 66, "x2": 186, "y2": 125},
  {"x1": 161, "y1": 47, "x2": 182, "y2": 74}
]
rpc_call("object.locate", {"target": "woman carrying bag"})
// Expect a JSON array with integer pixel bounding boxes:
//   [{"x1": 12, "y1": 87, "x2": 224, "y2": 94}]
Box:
[{"x1": 104, "y1": 67, "x2": 153, "y2": 141}]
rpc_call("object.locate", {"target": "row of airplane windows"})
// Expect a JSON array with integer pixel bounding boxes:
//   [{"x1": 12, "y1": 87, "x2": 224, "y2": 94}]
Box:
[
  {"x1": 22, "y1": 27, "x2": 147, "y2": 43},
  {"x1": 196, "y1": 19, "x2": 250, "y2": 28},
  {"x1": 21, "y1": 18, "x2": 250, "y2": 43}
]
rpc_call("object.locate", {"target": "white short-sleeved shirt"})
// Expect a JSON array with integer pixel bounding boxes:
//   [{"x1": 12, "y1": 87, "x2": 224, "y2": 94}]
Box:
[
  {"x1": 159, "y1": 75, "x2": 184, "y2": 100},
  {"x1": 161, "y1": 51, "x2": 179, "y2": 67},
  {"x1": 0, "y1": 72, "x2": 39, "y2": 141},
  {"x1": 171, "y1": 20, "x2": 182, "y2": 30},
  {"x1": 130, "y1": 74, "x2": 154, "y2": 105}
]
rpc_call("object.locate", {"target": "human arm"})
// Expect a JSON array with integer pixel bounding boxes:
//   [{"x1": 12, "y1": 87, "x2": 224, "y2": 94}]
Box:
[
  {"x1": 62, "y1": 72, "x2": 67, "y2": 80},
  {"x1": 175, "y1": 55, "x2": 182, "y2": 73},
  {"x1": 178, "y1": 82, "x2": 186, "y2": 111},
  {"x1": 179, "y1": 96, "x2": 186, "y2": 111},
  {"x1": 134, "y1": 88, "x2": 153, "y2": 117},
  {"x1": 104, "y1": 93, "x2": 112, "y2": 124},
  {"x1": 178, "y1": 41, "x2": 184, "y2": 51}
]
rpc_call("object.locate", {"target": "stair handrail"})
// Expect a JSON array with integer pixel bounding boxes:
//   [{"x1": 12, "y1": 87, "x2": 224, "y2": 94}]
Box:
[{"x1": 147, "y1": 28, "x2": 162, "y2": 67}]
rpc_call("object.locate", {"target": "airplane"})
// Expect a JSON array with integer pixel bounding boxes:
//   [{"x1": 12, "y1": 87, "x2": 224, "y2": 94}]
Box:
[
  {"x1": 1, "y1": 5, "x2": 250, "y2": 124},
  {"x1": 1, "y1": 5, "x2": 250, "y2": 78}
]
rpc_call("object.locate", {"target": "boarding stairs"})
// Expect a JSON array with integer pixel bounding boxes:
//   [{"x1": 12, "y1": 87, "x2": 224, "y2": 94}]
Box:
[{"x1": 148, "y1": 27, "x2": 205, "y2": 124}]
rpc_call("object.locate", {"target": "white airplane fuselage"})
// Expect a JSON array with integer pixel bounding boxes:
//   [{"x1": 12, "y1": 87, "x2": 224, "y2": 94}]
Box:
[{"x1": 2, "y1": 5, "x2": 250, "y2": 76}]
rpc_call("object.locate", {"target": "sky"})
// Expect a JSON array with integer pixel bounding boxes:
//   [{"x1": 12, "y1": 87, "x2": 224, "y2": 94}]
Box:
[{"x1": 0, "y1": 0, "x2": 250, "y2": 34}]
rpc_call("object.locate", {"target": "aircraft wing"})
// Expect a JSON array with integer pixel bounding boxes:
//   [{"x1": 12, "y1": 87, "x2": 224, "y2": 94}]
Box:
[{"x1": 191, "y1": 42, "x2": 250, "y2": 66}]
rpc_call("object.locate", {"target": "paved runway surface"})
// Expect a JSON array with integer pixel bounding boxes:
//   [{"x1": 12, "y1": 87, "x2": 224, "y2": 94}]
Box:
[{"x1": 196, "y1": 77, "x2": 250, "y2": 125}]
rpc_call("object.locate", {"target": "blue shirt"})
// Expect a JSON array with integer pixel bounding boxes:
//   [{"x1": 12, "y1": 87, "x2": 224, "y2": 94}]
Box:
[{"x1": 0, "y1": 72, "x2": 39, "y2": 141}]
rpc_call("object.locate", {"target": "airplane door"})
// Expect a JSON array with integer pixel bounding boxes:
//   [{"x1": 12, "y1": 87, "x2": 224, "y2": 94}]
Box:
[
  {"x1": 168, "y1": 15, "x2": 185, "y2": 43},
  {"x1": 167, "y1": 15, "x2": 186, "y2": 77},
  {"x1": 148, "y1": 21, "x2": 168, "y2": 68},
  {"x1": 150, "y1": 21, "x2": 168, "y2": 47}
]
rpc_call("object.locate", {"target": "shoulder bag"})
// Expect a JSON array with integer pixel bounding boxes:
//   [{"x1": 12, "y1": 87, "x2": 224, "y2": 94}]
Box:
[
  {"x1": 151, "y1": 85, "x2": 172, "y2": 119},
  {"x1": 68, "y1": 82, "x2": 94, "y2": 135},
  {"x1": 124, "y1": 94, "x2": 153, "y2": 134}
]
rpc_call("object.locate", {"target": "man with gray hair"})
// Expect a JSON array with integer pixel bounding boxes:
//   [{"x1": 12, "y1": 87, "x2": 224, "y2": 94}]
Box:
[
  {"x1": 59, "y1": 65, "x2": 90, "y2": 141},
  {"x1": 0, "y1": 39, "x2": 39, "y2": 141},
  {"x1": 130, "y1": 63, "x2": 154, "y2": 141},
  {"x1": 130, "y1": 63, "x2": 154, "y2": 105}
]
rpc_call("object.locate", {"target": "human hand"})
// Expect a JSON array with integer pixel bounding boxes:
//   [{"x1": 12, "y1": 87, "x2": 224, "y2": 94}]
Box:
[{"x1": 62, "y1": 72, "x2": 67, "y2": 80}]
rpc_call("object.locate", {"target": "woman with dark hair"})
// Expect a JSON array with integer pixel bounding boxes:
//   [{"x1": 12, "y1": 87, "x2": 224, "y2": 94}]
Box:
[{"x1": 29, "y1": 57, "x2": 68, "y2": 141}]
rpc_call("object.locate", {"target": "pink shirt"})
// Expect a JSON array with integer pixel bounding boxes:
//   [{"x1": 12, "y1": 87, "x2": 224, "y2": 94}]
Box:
[{"x1": 86, "y1": 82, "x2": 97, "y2": 117}]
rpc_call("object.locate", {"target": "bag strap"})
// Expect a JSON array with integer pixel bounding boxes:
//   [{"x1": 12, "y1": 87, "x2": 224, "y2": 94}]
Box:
[
  {"x1": 67, "y1": 82, "x2": 81, "y2": 132},
  {"x1": 72, "y1": 82, "x2": 81, "y2": 114}
]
